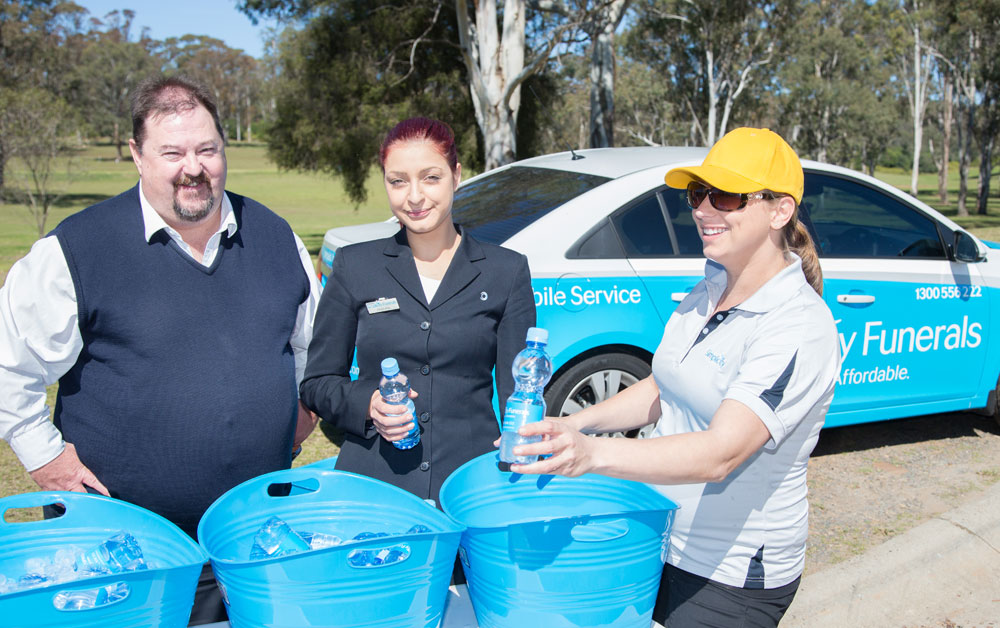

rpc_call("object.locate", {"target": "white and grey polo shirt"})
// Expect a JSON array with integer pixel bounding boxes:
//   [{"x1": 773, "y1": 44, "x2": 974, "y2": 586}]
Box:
[{"x1": 649, "y1": 254, "x2": 841, "y2": 589}]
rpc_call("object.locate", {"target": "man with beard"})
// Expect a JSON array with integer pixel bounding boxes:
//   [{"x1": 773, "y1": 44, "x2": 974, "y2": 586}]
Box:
[{"x1": 0, "y1": 75, "x2": 320, "y2": 624}]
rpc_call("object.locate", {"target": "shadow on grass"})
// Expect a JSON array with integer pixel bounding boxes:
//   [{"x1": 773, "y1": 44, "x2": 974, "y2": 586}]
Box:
[
  {"x1": 2, "y1": 190, "x2": 112, "y2": 209},
  {"x1": 53, "y1": 193, "x2": 113, "y2": 208},
  {"x1": 812, "y1": 410, "x2": 1000, "y2": 458}
]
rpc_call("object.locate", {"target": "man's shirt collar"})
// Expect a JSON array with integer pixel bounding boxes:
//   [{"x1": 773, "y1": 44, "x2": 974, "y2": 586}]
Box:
[{"x1": 137, "y1": 180, "x2": 237, "y2": 243}]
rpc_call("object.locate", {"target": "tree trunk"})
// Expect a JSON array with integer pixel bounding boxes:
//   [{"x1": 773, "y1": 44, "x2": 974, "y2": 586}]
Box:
[
  {"x1": 246, "y1": 94, "x2": 252, "y2": 143},
  {"x1": 455, "y1": 0, "x2": 527, "y2": 170},
  {"x1": 114, "y1": 119, "x2": 124, "y2": 162},
  {"x1": 909, "y1": 22, "x2": 925, "y2": 198},
  {"x1": 587, "y1": 0, "x2": 628, "y2": 149},
  {"x1": 939, "y1": 77, "x2": 953, "y2": 203},
  {"x1": 817, "y1": 105, "x2": 830, "y2": 163},
  {"x1": 957, "y1": 102, "x2": 974, "y2": 217},
  {"x1": 977, "y1": 136, "x2": 992, "y2": 215},
  {"x1": 588, "y1": 25, "x2": 614, "y2": 148},
  {"x1": 907, "y1": 15, "x2": 931, "y2": 196},
  {"x1": 911, "y1": 116, "x2": 923, "y2": 197},
  {"x1": 705, "y1": 48, "x2": 717, "y2": 146},
  {"x1": 236, "y1": 110, "x2": 242, "y2": 143}
]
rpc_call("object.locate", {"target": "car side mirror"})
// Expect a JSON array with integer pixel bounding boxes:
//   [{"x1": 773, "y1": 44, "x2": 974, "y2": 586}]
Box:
[{"x1": 952, "y1": 230, "x2": 985, "y2": 263}]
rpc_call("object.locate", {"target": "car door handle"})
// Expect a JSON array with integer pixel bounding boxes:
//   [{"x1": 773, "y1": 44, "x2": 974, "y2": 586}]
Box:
[
  {"x1": 671, "y1": 292, "x2": 690, "y2": 302},
  {"x1": 837, "y1": 294, "x2": 875, "y2": 304}
]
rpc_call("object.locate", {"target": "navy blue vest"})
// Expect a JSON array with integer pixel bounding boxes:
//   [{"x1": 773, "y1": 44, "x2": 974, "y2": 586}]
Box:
[{"x1": 51, "y1": 186, "x2": 309, "y2": 537}]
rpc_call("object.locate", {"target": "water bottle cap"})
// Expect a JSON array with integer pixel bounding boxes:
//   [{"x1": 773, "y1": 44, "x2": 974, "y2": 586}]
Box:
[
  {"x1": 380, "y1": 357, "x2": 400, "y2": 377},
  {"x1": 526, "y1": 327, "x2": 548, "y2": 344}
]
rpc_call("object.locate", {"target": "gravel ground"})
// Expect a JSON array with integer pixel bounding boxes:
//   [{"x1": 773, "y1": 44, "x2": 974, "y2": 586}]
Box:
[{"x1": 804, "y1": 410, "x2": 1000, "y2": 577}]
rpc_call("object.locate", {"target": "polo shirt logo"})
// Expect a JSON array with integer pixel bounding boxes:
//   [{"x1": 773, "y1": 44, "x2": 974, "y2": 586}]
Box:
[{"x1": 705, "y1": 350, "x2": 726, "y2": 368}]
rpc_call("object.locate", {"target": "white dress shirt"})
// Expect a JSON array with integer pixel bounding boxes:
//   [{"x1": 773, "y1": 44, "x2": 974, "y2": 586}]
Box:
[{"x1": 0, "y1": 183, "x2": 320, "y2": 472}]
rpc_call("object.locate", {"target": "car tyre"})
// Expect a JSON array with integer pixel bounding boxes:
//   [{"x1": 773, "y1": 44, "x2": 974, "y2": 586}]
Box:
[
  {"x1": 545, "y1": 353, "x2": 653, "y2": 438},
  {"x1": 972, "y1": 374, "x2": 1000, "y2": 429},
  {"x1": 992, "y1": 376, "x2": 1000, "y2": 430}
]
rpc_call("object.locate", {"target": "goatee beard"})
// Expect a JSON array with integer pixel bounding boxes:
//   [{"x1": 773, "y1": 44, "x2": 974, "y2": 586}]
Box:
[
  {"x1": 173, "y1": 196, "x2": 215, "y2": 222},
  {"x1": 173, "y1": 173, "x2": 215, "y2": 222}
]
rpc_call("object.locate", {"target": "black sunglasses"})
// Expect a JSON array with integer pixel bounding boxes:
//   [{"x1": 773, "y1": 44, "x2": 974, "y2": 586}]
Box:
[{"x1": 686, "y1": 182, "x2": 776, "y2": 212}]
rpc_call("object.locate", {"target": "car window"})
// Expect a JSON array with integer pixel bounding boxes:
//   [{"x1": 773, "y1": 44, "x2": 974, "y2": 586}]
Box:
[
  {"x1": 600, "y1": 187, "x2": 702, "y2": 259},
  {"x1": 572, "y1": 218, "x2": 626, "y2": 258},
  {"x1": 569, "y1": 186, "x2": 704, "y2": 260},
  {"x1": 660, "y1": 187, "x2": 704, "y2": 255},
  {"x1": 612, "y1": 194, "x2": 673, "y2": 257},
  {"x1": 452, "y1": 166, "x2": 610, "y2": 244},
  {"x1": 802, "y1": 172, "x2": 947, "y2": 259}
]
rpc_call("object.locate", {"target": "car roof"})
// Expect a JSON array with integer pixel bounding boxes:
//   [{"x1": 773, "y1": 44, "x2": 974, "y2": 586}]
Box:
[
  {"x1": 483, "y1": 146, "x2": 710, "y2": 180},
  {"x1": 501, "y1": 148, "x2": 968, "y2": 234}
]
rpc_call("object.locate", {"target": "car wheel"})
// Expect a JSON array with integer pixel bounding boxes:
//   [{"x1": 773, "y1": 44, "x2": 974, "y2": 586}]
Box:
[
  {"x1": 544, "y1": 353, "x2": 653, "y2": 439},
  {"x1": 992, "y1": 376, "x2": 1000, "y2": 430},
  {"x1": 972, "y1": 374, "x2": 1000, "y2": 429}
]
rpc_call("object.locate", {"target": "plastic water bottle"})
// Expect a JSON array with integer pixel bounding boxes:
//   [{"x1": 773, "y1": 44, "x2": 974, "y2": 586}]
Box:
[
  {"x1": 380, "y1": 357, "x2": 420, "y2": 450},
  {"x1": 300, "y1": 531, "x2": 343, "y2": 550},
  {"x1": 52, "y1": 581, "x2": 130, "y2": 610},
  {"x1": 249, "y1": 516, "x2": 311, "y2": 560},
  {"x1": 52, "y1": 587, "x2": 109, "y2": 610},
  {"x1": 499, "y1": 327, "x2": 553, "y2": 466},
  {"x1": 16, "y1": 572, "x2": 48, "y2": 590},
  {"x1": 347, "y1": 531, "x2": 390, "y2": 567},
  {"x1": 75, "y1": 532, "x2": 147, "y2": 574}
]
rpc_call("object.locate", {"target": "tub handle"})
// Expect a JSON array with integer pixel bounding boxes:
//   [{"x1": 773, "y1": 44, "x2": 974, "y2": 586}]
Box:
[
  {"x1": 346, "y1": 543, "x2": 412, "y2": 569},
  {"x1": 570, "y1": 518, "x2": 630, "y2": 542},
  {"x1": 0, "y1": 492, "x2": 79, "y2": 527},
  {"x1": 52, "y1": 581, "x2": 131, "y2": 612},
  {"x1": 263, "y1": 477, "x2": 321, "y2": 498}
]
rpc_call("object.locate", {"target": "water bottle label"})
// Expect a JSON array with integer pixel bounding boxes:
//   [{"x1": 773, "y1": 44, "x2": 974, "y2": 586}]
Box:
[{"x1": 501, "y1": 399, "x2": 543, "y2": 432}]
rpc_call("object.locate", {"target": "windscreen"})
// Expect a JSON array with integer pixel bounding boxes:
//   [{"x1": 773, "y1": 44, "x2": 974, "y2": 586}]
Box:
[{"x1": 453, "y1": 166, "x2": 610, "y2": 244}]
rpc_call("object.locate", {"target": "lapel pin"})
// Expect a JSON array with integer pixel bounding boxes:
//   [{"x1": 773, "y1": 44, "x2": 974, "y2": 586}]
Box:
[{"x1": 480, "y1": 291, "x2": 488, "y2": 301}]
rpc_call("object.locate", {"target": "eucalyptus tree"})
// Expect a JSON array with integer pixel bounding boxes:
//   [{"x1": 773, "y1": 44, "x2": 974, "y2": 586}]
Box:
[
  {"x1": 532, "y1": 0, "x2": 631, "y2": 148},
  {"x1": 238, "y1": 0, "x2": 478, "y2": 204},
  {"x1": 893, "y1": 1, "x2": 938, "y2": 197},
  {"x1": 455, "y1": 0, "x2": 591, "y2": 168},
  {"x1": 0, "y1": 89, "x2": 77, "y2": 236},
  {"x1": 969, "y1": 0, "x2": 1000, "y2": 214},
  {"x1": 0, "y1": 0, "x2": 85, "y2": 190},
  {"x1": 157, "y1": 35, "x2": 260, "y2": 142},
  {"x1": 626, "y1": 0, "x2": 797, "y2": 147},
  {"x1": 776, "y1": 0, "x2": 898, "y2": 172},
  {"x1": 73, "y1": 9, "x2": 156, "y2": 161},
  {"x1": 930, "y1": 0, "x2": 993, "y2": 216}
]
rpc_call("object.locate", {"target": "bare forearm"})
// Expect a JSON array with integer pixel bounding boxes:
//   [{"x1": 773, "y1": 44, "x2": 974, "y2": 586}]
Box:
[{"x1": 518, "y1": 399, "x2": 773, "y2": 484}]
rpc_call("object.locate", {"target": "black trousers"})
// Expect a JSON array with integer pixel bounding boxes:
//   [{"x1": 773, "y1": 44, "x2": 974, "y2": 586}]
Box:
[
  {"x1": 652, "y1": 563, "x2": 800, "y2": 628},
  {"x1": 186, "y1": 562, "x2": 228, "y2": 625}
]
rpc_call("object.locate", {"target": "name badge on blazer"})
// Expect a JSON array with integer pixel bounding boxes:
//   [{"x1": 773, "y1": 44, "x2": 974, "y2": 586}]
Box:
[{"x1": 366, "y1": 297, "x2": 400, "y2": 314}]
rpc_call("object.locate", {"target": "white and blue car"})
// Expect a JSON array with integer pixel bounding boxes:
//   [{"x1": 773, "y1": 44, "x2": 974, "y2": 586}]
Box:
[{"x1": 317, "y1": 147, "x2": 1000, "y2": 432}]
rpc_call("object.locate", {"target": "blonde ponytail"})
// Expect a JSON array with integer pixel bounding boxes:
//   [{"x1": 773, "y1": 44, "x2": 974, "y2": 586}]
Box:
[{"x1": 784, "y1": 214, "x2": 823, "y2": 296}]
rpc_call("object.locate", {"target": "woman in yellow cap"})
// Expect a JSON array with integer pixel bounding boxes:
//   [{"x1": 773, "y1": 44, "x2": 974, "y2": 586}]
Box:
[{"x1": 510, "y1": 128, "x2": 841, "y2": 627}]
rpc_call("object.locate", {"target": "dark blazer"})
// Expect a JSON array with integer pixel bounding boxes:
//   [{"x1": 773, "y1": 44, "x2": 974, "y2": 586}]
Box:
[{"x1": 300, "y1": 226, "x2": 535, "y2": 503}]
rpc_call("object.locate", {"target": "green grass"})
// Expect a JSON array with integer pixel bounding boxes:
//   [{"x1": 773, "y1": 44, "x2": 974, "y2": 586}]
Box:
[
  {"x1": 875, "y1": 166, "x2": 1000, "y2": 241},
  {"x1": 4, "y1": 146, "x2": 1000, "y2": 515}
]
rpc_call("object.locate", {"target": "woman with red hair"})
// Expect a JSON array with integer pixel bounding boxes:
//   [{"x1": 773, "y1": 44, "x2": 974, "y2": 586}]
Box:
[{"x1": 301, "y1": 117, "x2": 535, "y2": 506}]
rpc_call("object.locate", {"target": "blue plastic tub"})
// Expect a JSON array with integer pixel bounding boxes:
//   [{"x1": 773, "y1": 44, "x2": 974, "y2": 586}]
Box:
[
  {"x1": 198, "y1": 467, "x2": 464, "y2": 628},
  {"x1": 439, "y1": 452, "x2": 678, "y2": 628},
  {"x1": 0, "y1": 491, "x2": 207, "y2": 628}
]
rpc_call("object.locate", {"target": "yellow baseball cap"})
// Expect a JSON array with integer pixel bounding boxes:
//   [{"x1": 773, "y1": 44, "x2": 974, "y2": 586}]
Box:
[{"x1": 664, "y1": 127, "x2": 803, "y2": 203}]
